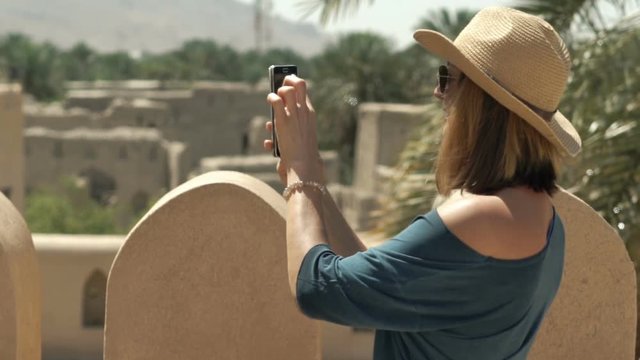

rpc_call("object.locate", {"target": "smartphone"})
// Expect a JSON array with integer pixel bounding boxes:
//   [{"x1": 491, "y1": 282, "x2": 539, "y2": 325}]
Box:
[{"x1": 269, "y1": 64, "x2": 297, "y2": 157}]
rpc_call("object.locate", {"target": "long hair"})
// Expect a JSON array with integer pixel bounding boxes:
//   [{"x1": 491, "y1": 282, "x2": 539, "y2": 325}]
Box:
[{"x1": 435, "y1": 78, "x2": 562, "y2": 196}]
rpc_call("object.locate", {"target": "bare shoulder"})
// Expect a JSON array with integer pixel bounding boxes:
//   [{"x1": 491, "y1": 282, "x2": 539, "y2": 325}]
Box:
[{"x1": 436, "y1": 188, "x2": 554, "y2": 260}]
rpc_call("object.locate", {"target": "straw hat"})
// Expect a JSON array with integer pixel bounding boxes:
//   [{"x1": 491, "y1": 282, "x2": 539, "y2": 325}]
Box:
[{"x1": 414, "y1": 7, "x2": 582, "y2": 157}]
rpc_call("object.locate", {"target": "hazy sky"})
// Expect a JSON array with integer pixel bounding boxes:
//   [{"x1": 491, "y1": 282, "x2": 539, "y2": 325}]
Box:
[{"x1": 239, "y1": 0, "x2": 512, "y2": 49}]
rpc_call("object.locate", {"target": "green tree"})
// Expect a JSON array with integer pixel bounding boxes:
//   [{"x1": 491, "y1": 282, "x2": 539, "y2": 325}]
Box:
[
  {"x1": 515, "y1": 0, "x2": 629, "y2": 35},
  {"x1": 310, "y1": 32, "x2": 399, "y2": 183},
  {"x1": 26, "y1": 178, "x2": 121, "y2": 234},
  {"x1": 0, "y1": 33, "x2": 65, "y2": 100},
  {"x1": 313, "y1": 32, "x2": 397, "y2": 101},
  {"x1": 95, "y1": 51, "x2": 138, "y2": 80},
  {"x1": 172, "y1": 39, "x2": 226, "y2": 80},
  {"x1": 0, "y1": 33, "x2": 314, "y2": 98},
  {"x1": 242, "y1": 47, "x2": 311, "y2": 84},
  {"x1": 61, "y1": 42, "x2": 97, "y2": 80},
  {"x1": 138, "y1": 52, "x2": 185, "y2": 81}
]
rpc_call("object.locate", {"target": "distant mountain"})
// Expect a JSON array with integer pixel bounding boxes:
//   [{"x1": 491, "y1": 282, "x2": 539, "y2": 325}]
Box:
[{"x1": 0, "y1": 0, "x2": 328, "y2": 57}]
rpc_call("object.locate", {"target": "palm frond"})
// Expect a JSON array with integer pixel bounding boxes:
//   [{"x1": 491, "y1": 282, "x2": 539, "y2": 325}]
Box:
[
  {"x1": 295, "y1": 0, "x2": 375, "y2": 25},
  {"x1": 613, "y1": 8, "x2": 640, "y2": 30},
  {"x1": 559, "y1": 24, "x2": 640, "y2": 242},
  {"x1": 514, "y1": 0, "x2": 595, "y2": 33}
]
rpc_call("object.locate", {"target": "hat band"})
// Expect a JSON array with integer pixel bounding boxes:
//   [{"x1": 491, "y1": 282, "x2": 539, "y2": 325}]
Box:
[
  {"x1": 489, "y1": 75, "x2": 557, "y2": 121},
  {"x1": 518, "y1": 96, "x2": 556, "y2": 122}
]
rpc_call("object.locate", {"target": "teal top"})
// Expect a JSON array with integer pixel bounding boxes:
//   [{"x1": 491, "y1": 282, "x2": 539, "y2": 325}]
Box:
[{"x1": 296, "y1": 208, "x2": 564, "y2": 360}]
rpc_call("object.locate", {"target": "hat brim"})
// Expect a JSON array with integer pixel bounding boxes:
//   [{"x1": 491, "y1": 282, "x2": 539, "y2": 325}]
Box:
[{"x1": 413, "y1": 29, "x2": 581, "y2": 157}]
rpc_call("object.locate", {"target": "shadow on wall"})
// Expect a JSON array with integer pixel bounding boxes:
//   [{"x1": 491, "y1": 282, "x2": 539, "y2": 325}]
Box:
[
  {"x1": 78, "y1": 168, "x2": 117, "y2": 206},
  {"x1": 83, "y1": 269, "x2": 107, "y2": 328}
]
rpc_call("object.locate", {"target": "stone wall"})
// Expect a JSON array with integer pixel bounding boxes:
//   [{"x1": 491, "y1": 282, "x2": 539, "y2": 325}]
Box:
[
  {"x1": 57, "y1": 81, "x2": 270, "y2": 167},
  {"x1": 0, "y1": 84, "x2": 25, "y2": 212},
  {"x1": 25, "y1": 102, "x2": 96, "y2": 131},
  {"x1": 247, "y1": 116, "x2": 268, "y2": 155},
  {"x1": 197, "y1": 151, "x2": 339, "y2": 193},
  {"x1": 24, "y1": 81, "x2": 280, "y2": 214},
  {"x1": 353, "y1": 103, "x2": 433, "y2": 194},
  {"x1": 342, "y1": 103, "x2": 435, "y2": 230},
  {"x1": 101, "y1": 98, "x2": 172, "y2": 129},
  {"x1": 25, "y1": 127, "x2": 175, "y2": 220},
  {"x1": 187, "y1": 82, "x2": 268, "y2": 159}
]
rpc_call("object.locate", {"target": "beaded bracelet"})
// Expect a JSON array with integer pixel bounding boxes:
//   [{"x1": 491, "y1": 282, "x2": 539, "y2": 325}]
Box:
[{"x1": 282, "y1": 180, "x2": 328, "y2": 200}]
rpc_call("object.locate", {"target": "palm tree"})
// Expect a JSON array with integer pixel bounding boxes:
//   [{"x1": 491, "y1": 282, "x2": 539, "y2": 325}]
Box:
[
  {"x1": 296, "y1": 0, "x2": 375, "y2": 25},
  {"x1": 561, "y1": 15, "x2": 640, "y2": 243},
  {"x1": 515, "y1": 0, "x2": 639, "y2": 35},
  {"x1": 0, "y1": 33, "x2": 65, "y2": 100},
  {"x1": 311, "y1": 32, "x2": 398, "y2": 184}
]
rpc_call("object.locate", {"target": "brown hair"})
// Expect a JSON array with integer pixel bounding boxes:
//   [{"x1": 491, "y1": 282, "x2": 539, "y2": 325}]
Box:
[{"x1": 435, "y1": 77, "x2": 562, "y2": 196}]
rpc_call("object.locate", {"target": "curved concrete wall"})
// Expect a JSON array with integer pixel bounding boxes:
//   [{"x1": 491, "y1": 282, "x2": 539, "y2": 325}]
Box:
[
  {"x1": 104, "y1": 171, "x2": 320, "y2": 359},
  {"x1": 530, "y1": 188, "x2": 636, "y2": 359},
  {"x1": 0, "y1": 193, "x2": 41, "y2": 360}
]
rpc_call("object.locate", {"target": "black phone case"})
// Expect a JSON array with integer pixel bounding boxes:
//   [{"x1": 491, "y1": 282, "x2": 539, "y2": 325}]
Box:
[{"x1": 269, "y1": 65, "x2": 297, "y2": 158}]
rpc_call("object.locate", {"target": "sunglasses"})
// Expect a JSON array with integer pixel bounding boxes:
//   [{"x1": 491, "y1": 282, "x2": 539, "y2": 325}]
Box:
[{"x1": 437, "y1": 65, "x2": 458, "y2": 93}]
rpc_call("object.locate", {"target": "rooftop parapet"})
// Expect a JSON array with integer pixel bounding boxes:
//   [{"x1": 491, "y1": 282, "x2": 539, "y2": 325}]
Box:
[{"x1": 25, "y1": 126, "x2": 164, "y2": 141}]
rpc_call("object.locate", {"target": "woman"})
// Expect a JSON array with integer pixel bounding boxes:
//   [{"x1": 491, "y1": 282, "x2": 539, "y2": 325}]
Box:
[{"x1": 264, "y1": 7, "x2": 581, "y2": 360}]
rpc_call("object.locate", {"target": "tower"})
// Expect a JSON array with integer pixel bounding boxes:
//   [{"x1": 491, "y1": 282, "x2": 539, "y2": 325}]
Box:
[{"x1": 254, "y1": 0, "x2": 272, "y2": 53}]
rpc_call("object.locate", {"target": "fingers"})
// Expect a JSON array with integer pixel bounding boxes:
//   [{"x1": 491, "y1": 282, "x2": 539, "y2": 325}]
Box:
[
  {"x1": 263, "y1": 139, "x2": 287, "y2": 185},
  {"x1": 267, "y1": 93, "x2": 287, "y2": 123},
  {"x1": 270, "y1": 75, "x2": 314, "y2": 120},
  {"x1": 277, "y1": 85, "x2": 297, "y2": 117},
  {"x1": 306, "y1": 95, "x2": 315, "y2": 113},
  {"x1": 283, "y1": 75, "x2": 309, "y2": 111},
  {"x1": 266, "y1": 77, "x2": 317, "y2": 163}
]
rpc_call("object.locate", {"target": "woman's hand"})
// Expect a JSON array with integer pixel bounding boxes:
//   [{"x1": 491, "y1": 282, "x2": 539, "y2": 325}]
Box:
[{"x1": 264, "y1": 75, "x2": 325, "y2": 185}]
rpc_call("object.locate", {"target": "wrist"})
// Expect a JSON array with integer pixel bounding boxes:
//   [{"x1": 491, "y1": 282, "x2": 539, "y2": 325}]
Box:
[
  {"x1": 283, "y1": 180, "x2": 328, "y2": 200},
  {"x1": 286, "y1": 158, "x2": 325, "y2": 186}
]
